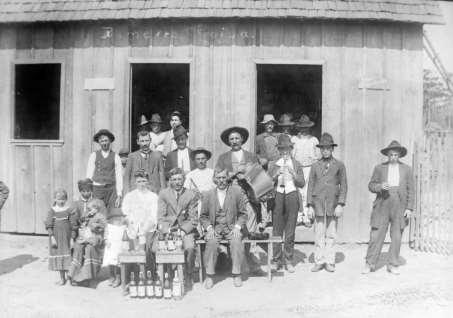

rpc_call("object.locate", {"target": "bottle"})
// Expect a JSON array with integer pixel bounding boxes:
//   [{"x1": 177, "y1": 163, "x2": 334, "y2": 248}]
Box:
[
  {"x1": 137, "y1": 272, "x2": 146, "y2": 299},
  {"x1": 146, "y1": 271, "x2": 154, "y2": 299},
  {"x1": 163, "y1": 272, "x2": 172, "y2": 299},
  {"x1": 172, "y1": 270, "x2": 182, "y2": 300},
  {"x1": 129, "y1": 272, "x2": 137, "y2": 299},
  {"x1": 154, "y1": 274, "x2": 163, "y2": 299}
]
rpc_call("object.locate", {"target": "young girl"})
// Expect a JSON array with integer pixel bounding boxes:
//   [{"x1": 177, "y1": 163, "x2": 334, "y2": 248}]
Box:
[
  {"x1": 45, "y1": 188, "x2": 76, "y2": 285},
  {"x1": 68, "y1": 198, "x2": 106, "y2": 287},
  {"x1": 102, "y1": 208, "x2": 127, "y2": 288}
]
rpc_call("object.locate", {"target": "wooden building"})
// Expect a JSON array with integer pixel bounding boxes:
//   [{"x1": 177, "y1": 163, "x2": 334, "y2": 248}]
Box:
[{"x1": 0, "y1": 0, "x2": 443, "y2": 241}]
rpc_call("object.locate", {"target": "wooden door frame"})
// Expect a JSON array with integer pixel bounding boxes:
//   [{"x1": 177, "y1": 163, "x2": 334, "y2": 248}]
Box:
[{"x1": 127, "y1": 58, "x2": 194, "y2": 150}]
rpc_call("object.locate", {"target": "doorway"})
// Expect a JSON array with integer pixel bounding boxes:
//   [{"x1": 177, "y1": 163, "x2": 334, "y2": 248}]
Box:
[
  {"x1": 256, "y1": 64, "x2": 322, "y2": 138},
  {"x1": 130, "y1": 63, "x2": 190, "y2": 151}
]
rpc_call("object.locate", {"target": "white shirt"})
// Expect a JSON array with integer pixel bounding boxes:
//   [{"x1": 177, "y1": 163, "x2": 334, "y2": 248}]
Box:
[
  {"x1": 291, "y1": 135, "x2": 320, "y2": 167},
  {"x1": 86, "y1": 150, "x2": 123, "y2": 196},
  {"x1": 184, "y1": 168, "x2": 215, "y2": 192},
  {"x1": 149, "y1": 131, "x2": 166, "y2": 152},
  {"x1": 232, "y1": 149, "x2": 244, "y2": 163},
  {"x1": 387, "y1": 164, "x2": 400, "y2": 187},
  {"x1": 275, "y1": 157, "x2": 297, "y2": 194},
  {"x1": 217, "y1": 188, "x2": 227, "y2": 209},
  {"x1": 177, "y1": 148, "x2": 191, "y2": 173},
  {"x1": 122, "y1": 189, "x2": 158, "y2": 239}
]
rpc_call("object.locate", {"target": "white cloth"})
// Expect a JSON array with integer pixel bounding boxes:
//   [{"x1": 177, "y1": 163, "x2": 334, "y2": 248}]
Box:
[
  {"x1": 275, "y1": 157, "x2": 297, "y2": 194},
  {"x1": 121, "y1": 189, "x2": 158, "y2": 240},
  {"x1": 86, "y1": 150, "x2": 123, "y2": 196},
  {"x1": 291, "y1": 135, "x2": 320, "y2": 167},
  {"x1": 177, "y1": 148, "x2": 191, "y2": 173},
  {"x1": 231, "y1": 149, "x2": 244, "y2": 163},
  {"x1": 217, "y1": 188, "x2": 227, "y2": 209},
  {"x1": 387, "y1": 164, "x2": 400, "y2": 187},
  {"x1": 184, "y1": 168, "x2": 215, "y2": 192},
  {"x1": 149, "y1": 131, "x2": 166, "y2": 152},
  {"x1": 102, "y1": 223, "x2": 126, "y2": 266}
]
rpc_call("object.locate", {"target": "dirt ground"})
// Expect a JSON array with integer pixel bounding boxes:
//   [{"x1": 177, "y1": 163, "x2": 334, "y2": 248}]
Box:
[{"x1": 0, "y1": 233, "x2": 452, "y2": 318}]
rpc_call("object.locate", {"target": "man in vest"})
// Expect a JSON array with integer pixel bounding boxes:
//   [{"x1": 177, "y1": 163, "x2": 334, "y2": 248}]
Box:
[{"x1": 86, "y1": 129, "x2": 123, "y2": 213}]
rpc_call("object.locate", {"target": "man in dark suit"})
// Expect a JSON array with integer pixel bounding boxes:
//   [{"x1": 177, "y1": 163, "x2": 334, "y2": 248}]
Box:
[
  {"x1": 363, "y1": 141, "x2": 415, "y2": 275},
  {"x1": 200, "y1": 169, "x2": 248, "y2": 289},
  {"x1": 157, "y1": 168, "x2": 199, "y2": 287},
  {"x1": 268, "y1": 134, "x2": 305, "y2": 273},
  {"x1": 307, "y1": 133, "x2": 348, "y2": 273},
  {"x1": 164, "y1": 126, "x2": 195, "y2": 179},
  {"x1": 123, "y1": 130, "x2": 166, "y2": 194}
]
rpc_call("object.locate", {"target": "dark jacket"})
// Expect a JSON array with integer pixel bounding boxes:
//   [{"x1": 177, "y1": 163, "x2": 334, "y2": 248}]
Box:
[
  {"x1": 368, "y1": 162, "x2": 415, "y2": 228},
  {"x1": 157, "y1": 187, "x2": 199, "y2": 234},
  {"x1": 199, "y1": 185, "x2": 248, "y2": 232},
  {"x1": 215, "y1": 149, "x2": 259, "y2": 173},
  {"x1": 267, "y1": 157, "x2": 305, "y2": 189},
  {"x1": 123, "y1": 150, "x2": 166, "y2": 194},
  {"x1": 307, "y1": 157, "x2": 348, "y2": 217},
  {"x1": 164, "y1": 148, "x2": 196, "y2": 179}
]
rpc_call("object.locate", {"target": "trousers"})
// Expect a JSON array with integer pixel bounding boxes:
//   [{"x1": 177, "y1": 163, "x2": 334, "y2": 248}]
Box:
[
  {"x1": 314, "y1": 215, "x2": 337, "y2": 265},
  {"x1": 272, "y1": 191, "x2": 299, "y2": 264},
  {"x1": 93, "y1": 184, "x2": 116, "y2": 213},
  {"x1": 204, "y1": 231, "x2": 244, "y2": 275}
]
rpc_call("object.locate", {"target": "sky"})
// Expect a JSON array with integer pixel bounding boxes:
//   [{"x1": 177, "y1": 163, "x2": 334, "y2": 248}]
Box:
[{"x1": 424, "y1": 1, "x2": 453, "y2": 73}]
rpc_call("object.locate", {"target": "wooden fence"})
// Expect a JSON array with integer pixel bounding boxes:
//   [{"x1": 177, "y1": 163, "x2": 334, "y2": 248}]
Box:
[{"x1": 411, "y1": 130, "x2": 453, "y2": 254}]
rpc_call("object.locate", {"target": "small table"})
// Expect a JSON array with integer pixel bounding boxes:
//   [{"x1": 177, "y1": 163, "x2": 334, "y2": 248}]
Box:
[
  {"x1": 196, "y1": 236, "x2": 284, "y2": 282},
  {"x1": 118, "y1": 250, "x2": 146, "y2": 294}
]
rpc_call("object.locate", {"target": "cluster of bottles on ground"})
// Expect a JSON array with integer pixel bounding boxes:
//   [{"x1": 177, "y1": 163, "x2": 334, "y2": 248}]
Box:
[{"x1": 129, "y1": 270, "x2": 183, "y2": 300}]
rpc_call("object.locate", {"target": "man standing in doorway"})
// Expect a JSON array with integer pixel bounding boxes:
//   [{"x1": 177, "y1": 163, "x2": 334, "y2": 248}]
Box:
[
  {"x1": 86, "y1": 129, "x2": 123, "y2": 214},
  {"x1": 123, "y1": 130, "x2": 166, "y2": 194},
  {"x1": 307, "y1": 133, "x2": 347, "y2": 273},
  {"x1": 163, "y1": 110, "x2": 186, "y2": 157},
  {"x1": 255, "y1": 114, "x2": 280, "y2": 168},
  {"x1": 363, "y1": 141, "x2": 414, "y2": 275}
]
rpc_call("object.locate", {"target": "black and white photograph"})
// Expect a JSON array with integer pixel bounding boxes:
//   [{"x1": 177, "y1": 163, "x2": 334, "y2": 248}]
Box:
[{"x1": 0, "y1": 1, "x2": 452, "y2": 317}]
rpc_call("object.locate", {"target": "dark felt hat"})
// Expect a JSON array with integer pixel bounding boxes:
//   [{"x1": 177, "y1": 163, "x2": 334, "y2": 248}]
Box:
[
  {"x1": 296, "y1": 114, "x2": 315, "y2": 128},
  {"x1": 380, "y1": 140, "x2": 407, "y2": 158},
  {"x1": 278, "y1": 113, "x2": 295, "y2": 127},
  {"x1": 317, "y1": 133, "x2": 338, "y2": 148},
  {"x1": 93, "y1": 129, "x2": 115, "y2": 143},
  {"x1": 170, "y1": 110, "x2": 182, "y2": 119},
  {"x1": 150, "y1": 113, "x2": 163, "y2": 124},
  {"x1": 220, "y1": 126, "x2": 249, "y2": 146},
  {"x1": 191, "y1": 147, "x2": 212, "y2": 161},
  {"x1": 173, "y1": 125, "x2": 188, "y2": 140},
  {"x1": 276, "y1": 134, "x2": 294, "y2": 149}
]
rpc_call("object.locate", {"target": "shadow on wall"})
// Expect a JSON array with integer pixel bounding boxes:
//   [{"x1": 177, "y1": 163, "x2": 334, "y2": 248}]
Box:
[{"x1": 0, "y1": 254, "x2": 39, "y2": 276}]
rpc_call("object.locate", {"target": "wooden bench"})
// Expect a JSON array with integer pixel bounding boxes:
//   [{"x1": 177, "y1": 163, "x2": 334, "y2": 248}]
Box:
[
  {"x1": 195, "y1": 236, "x2": 283, "y2": 282},
  {"x1": 118, "y1": 250, "x2": 146, "y2": 294}
]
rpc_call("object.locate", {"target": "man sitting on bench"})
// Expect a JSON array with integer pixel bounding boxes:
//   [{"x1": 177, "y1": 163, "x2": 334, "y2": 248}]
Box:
[{"x1": 200, "y1": 168, "x2": 248, "y2": 289}]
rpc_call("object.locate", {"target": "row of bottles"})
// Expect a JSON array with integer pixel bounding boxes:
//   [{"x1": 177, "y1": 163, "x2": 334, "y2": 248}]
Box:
[
  {"x1": 157, "y1": 231, "x2": 184, "y2": 252},
  {"x1": 129, "y1": 270, "x2": 182, "y2": 300}
]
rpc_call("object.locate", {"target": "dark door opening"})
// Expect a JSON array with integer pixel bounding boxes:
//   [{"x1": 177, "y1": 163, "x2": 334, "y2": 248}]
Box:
[
  {"x1": 131, "y1": 63, "x2": 190, "y2": 151},
  {"x1": 256, "y1": 64, "x2": 322, "y2": 138}
]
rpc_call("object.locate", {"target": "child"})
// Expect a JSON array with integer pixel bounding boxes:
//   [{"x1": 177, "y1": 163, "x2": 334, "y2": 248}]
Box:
[
  {"x1": 45, "y1": 188, "x2": 77, "y2": 285},
  {"x1": 102, "y1": 208, "x2": 127, "y2": 288},
  {"x1": 73, "y1": 178, "x2": 107, "y2": 219},
  {"x1": 68, "y1": 198, "x2": 106, "y2": 286}
]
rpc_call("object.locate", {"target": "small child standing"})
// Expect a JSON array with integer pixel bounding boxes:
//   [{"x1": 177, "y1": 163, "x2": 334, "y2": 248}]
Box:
[
  {"x1": 45, "y1": 188, "x2": 77, "y2": 285},
  {"x1": 102, "y1": 208, "x2": 127, "y2": 288}
]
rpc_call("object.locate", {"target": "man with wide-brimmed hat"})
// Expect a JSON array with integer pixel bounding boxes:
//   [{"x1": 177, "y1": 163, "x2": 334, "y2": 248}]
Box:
[
  {"x1": 86, "y1": 129, "x2": 123, "y2": 213},
  {"x1": 255, "y1": 114, "x2": 281, "y2": 167},
  {"x1": 307, "y1": 133, "x2": 347, "y2": 273},
  {"x1": 123, "y1": 130, "x2": 166, "y2": 195},
  {"x1": 277, "y1": 113, "x2": 295, "y2": 136},
  {"x1": 148, "y1": 113, "x2": 166, "y2": 153},
  {"x1": 268, "y1": 134, "x2": 305, "y2": 273},
  {"x1": 363, "y1": 141, "x2": 414, "y2": 275},
  {"x1": 164, "y1": 125, "x2": 195, "y2": 178},
  {"x1": 291, "y1": 115, "x2": 321, "y2": 212},
  {"x1": 162, "y1": 110, "x2": 189, "y2": 157}
]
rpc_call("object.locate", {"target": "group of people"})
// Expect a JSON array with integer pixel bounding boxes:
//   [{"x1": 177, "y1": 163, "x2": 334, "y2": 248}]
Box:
[{"x1": 44, "y1": 109, "x2": 415, "y2": 293}]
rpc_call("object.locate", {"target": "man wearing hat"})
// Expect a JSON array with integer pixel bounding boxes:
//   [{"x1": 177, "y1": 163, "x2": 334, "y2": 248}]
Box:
[
  {"x1": 277, "y1": 113, "x2": 295, "y2": 137},
  {"x1": 363, "y1": 141, "x2": 414, "y2": 275},
  {"x1": 268, "y1": 134, "x2": 305, "y2": 272},
  {"x1": 148, "y1": 113, "x2": 166, "y2": 153},
  {"x1": 86, "y1": 129, "x2": 123, "y2": 212},
  {"x1": 255, "y1": 114, "x2": 280, "y2": 167},
  {"x1": 307, "y1": 133, "x2": 348, "y2": 272},
  {"x1": 124, "y1": 130, "x2": 166, "y2": 194},
  {"x1": 164, "y1": 126, "x2": 195, "y2": 178},
  {"x1": 163, "y1": 110, "x2": 188, "y2": 157}
]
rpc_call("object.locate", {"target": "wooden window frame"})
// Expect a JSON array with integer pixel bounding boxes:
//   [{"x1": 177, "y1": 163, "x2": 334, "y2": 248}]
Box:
[{"x1": 10, "y1": 59, "x2": 65, "y2": 145}]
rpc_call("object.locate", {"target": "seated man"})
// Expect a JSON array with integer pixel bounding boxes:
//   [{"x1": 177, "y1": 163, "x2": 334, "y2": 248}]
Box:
[
  {"x1": 200, "y1": 169, "x2": 248, "y2": 289},
  {"x1": 157, "y1": 168, "x2": 199, "y2": 288}
]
